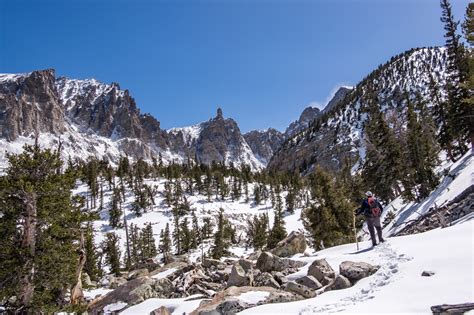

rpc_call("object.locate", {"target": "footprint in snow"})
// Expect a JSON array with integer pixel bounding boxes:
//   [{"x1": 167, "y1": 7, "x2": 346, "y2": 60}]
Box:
[{"x1": 301, "y1": 242, "x2": 413, "y2": 314}]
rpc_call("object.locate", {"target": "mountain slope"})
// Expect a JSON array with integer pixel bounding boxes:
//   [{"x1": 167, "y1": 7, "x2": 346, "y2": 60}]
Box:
[{"x1": 269, "y1": 47, "x2": 449, "y2": 174}]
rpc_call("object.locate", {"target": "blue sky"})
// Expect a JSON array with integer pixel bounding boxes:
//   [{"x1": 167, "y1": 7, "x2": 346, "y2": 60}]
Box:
[{"x1": 0, "y1": 0, "x2": 470, "y2": 132}]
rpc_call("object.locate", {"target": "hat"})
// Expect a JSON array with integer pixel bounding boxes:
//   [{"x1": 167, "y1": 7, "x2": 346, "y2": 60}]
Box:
[{"x1": 365, "y1": 191, "x2": 373, "y2": 197}]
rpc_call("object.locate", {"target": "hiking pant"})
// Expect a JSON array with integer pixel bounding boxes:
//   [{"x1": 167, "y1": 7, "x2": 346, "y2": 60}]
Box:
[{"x1": 366, "y1": 216, "x2": 384, "y2": 245}]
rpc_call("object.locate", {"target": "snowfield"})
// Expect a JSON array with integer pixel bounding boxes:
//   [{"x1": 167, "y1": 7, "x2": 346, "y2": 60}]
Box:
[{"x1": 240, "y1": 221, "x2": 473, "y2": 314}]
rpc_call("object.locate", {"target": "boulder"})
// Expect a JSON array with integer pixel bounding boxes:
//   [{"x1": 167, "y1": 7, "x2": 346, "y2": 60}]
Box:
[
  {"x1": 273, "y1": 272, "x2": 288, "y2": 286},
  {"x1": 270, "y1": 231, "x2": 307, "y2": 258},
  {"x1": 339, "y1": 261, "x2": 378, "y2": 282},
  {"x1": 327, "y1": 274, "x2": 351, "y2": 291},
  {"x1": 256, "y1": 252, "x2": 306, "y2": 273},
  {"x1": 227, "y1": 263, "x2": 254, "y2": 287},
  {"x1": 295, "y1": 275, "x2": 323, "y2": 290},
  {"x1": 307, "y1": 259, "x2": 335, "y2": 285},
  {"x1": 190, "y1": 286, "x2": 303, "y2": 315},
  {"x1": 238, "y1": 259, "x2": 254, "y2": 272},
  {"x1": 422, "y1": 271, "x2": 435, "y2": 277},
  {"x1": 89, "y1": 277, "x2": 174, "y2": 312},
  {"x1": 246, "y1": 250, "x2": 262, "y2": 261},
  {"x1": 150, "y1": 306, "x2": 172, "y2": 315},
  {"x1": 202, "y1": 258, "x2": 225, "y2": 270},
  {"x1": 254, "y1": 272, "x2": 280, "y2": 289},
  {"x1": 149, "y1": 261, "x2": 193, "y2": 281},
  {"x1": 100, "y1": 274, "x2": 127, "y2": 289},
  {"x1": 285, "y1": 281, "x2": 317, "y2": 299},
  {"x1": 127, "y1": 268, "x2": 149, "y2": 280}
]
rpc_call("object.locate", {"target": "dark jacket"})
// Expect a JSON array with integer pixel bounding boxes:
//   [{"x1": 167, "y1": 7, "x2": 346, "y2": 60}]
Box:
[{"x1": 356, "y1": 197, "x2": 383, "y2": 217}]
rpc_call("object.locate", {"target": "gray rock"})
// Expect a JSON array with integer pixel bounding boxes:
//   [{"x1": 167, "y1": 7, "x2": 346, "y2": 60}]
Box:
[
  {"x1": 285, "y1": 281, "x2": 317, "y2": 299},
  {"x1": 89, "y1": 277, "x2": 174, "y2": 312},
  {"x1": 127, "y1": 268, "x2": 149, "y2": 280},
  {"x1": 421, "y1": 271, "x2": 435, "y2": 277},
  {"x1": 270, "y1": 231, "x2": 307, "y2": 258},
  {"x1": 256, "y1": 252, "x2": 306, "y2": 273},
  {"x1": 202, "y1": 258, "x2": 225, "y2": 270},
  {"x1": 246, "y1": 250, "x2": 262, "y2": 261},
  {"x1": 191, "y1": 286, "x2": 289, "y2": 315},
  {"x1": 243, "y1": 129, "x2": 285, "y2": 165},
  {"x1": 254, "y1": 272, "x2": 280, "y2": 289},
  {"x1": 227, "y1": 263, "x2": 254, "y2": 287},
  {"x1": 150, "y1": 306, "x2": 172, "y2": 315},
  {"x1": 295, "y1": 275, "x2": 323, "y2": 290},
  {"x1": 273, "y1": 272, "x2": 289, "y2": 286},
  {"x1": 339, "y1": 261, "x2": 378, "y2": 282},
  {"x1": 327, "y1": 274, "x2": 352, "y2": 291},
  {"x1": 101, "y1": 274, "x2": 127, "y2": 289},
  {"x1": 238, "y1": 259, "x2": 254, "y2": 272},
  {"x1": 307, "y1": 259, "x2": 335, "y2": 285}
]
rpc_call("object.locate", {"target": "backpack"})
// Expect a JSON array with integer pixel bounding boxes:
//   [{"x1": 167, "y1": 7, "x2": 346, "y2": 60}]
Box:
[{"x1": 367, "y1": 196, "x2": 381, "y2": 217}]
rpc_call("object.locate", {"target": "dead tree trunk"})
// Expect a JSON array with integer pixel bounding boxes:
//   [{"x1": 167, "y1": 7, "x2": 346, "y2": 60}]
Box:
[
  {"x1": 71, "y1": 232, "x2": 86, "y2": 305},
  {"x1": 18, "y1": 191, "x2": 37, "y2": 307}
]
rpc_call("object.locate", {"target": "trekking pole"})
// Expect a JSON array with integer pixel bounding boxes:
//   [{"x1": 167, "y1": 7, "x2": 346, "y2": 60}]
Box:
[{"x1": 353, "y1": 212, "x2": 359, "y2": 251}]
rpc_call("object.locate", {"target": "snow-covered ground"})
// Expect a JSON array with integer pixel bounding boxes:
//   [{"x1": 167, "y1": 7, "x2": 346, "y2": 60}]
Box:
[
  {"x1": 84, "y1": 151, "x2": 473, "y2": 314},
  {"x1": 240, "y1": 220, "x2": 473, "y2": 314}
]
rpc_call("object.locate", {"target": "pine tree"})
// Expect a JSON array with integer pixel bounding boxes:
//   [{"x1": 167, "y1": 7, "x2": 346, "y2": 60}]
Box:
[
  {"x1": 129, "y1": 224, "x2": 141, "y2": 265},
  {"x1": 247, "y1": 214, "x2": 269, "y2": 250},
  {"x1": 402, "y1": 96, "x2": 440, "y2": 201},
  {"x1": 253, "y1": 185, "x2": 261, "y2": 205},
  {"x1": 159, "y1": 223, "x2": 172, "y2": 263},
  {"x1": 180, "y1": 218, "x2": 192, "y2": 253},
  {"x1": 439, "y1": 0, "x2": 470, "y2": 159},
  {"x1": 462, "y1": 2, "x2": 474, "y2": 149},
  {"x1": 109, "y1": 188, "x2": 123, "y2": 228},
  {"x1": 191, "y1": 209, "x2": 200, "y2": 249},
  {"x1": 361, "y1": 86, "x2": 403, "y2": 202},
  {"x1": 84, "y1": 224, "x2": 100, "y2": 282},
  {"x1": 211, "y1": 209, "x2": 230, "y2": 259},
  {"x1": 141, "y1": 223, "x2": 157, "y2": 260},
  {"x1": 267, "y1": 204, "x2": 287, "y2": 249},
  {"x1": 202, "y1": 216, "x2": 214, "y2": 240},
  {"x1": 103, "y1": 232, "x2": 121, "y2": 276},
  {"x1": 0, "y1": 144, "x2": 86, "y2": 311},
  {"x1": 172, "y1": 213, "x2": 181, "y2": 255},
  {"x1": 303, "y1": 167, "x2": 354, "y2": 250}
]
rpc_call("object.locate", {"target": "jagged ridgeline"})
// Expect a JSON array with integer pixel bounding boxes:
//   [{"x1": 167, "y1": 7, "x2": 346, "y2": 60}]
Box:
[
  {"x1": 268, "y1": 47, "x2": 449, "y2": 174},
  {"x1": 0, "y1": 71, "x2": 269, "y2": 171}
]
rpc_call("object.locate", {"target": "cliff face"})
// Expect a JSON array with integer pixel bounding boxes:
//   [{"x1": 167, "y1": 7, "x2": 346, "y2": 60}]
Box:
[
  {"x1": 243, "y1": 128, "x2": 285, "y2": 165},
  {"x1": 56, "y1": 77, "x2": 169, "y2": 149},
  {"x1": 0, "y1": 69, "x2": 65, "y2": 140}
]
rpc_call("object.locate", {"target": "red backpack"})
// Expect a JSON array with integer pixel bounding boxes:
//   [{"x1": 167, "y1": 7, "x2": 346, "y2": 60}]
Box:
[{"x1": 368, "y1": 196, "x2": 381, "y2": 217}]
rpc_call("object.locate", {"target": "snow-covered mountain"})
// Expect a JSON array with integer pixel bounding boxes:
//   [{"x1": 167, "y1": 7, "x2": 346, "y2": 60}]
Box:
[
  {"x1": 269, "y1": 47, "x2": 449, "y2": 174},
  {"x1": 0, "y1": 72, "x2": 264, "y2": 170}
]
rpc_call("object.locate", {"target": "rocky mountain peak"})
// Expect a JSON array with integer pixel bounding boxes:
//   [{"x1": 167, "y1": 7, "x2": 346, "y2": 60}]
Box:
[
  {"x1": 0, "y1": 69, "x2": 65, "y2": 141},
  {"x1": 322, "y1": 86, "x2": 352, "y2": 114},
  {"x1": 216, "y1": 107, "x2": 224, "y2": 120},
  {"x1": 285, "y1": 106, "x2": 321, "y2": 138}
]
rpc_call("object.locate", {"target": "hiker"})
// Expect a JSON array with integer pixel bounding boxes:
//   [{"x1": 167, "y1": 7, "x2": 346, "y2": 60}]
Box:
[{"x1": 355, "y1": 191, "x2": 385, "y2": 246}]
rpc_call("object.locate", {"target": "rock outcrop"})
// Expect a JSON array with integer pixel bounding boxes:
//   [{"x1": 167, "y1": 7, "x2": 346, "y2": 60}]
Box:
[
  {"x1": 89, "y1": 277, "x2": 174, "y2": 312},
  {"x1": 256, "y1": 252, "x2": 306, "y2": 273},
  {"x1": 339, "y1": 261, "x2": 379, "y2": 282},
  {"x1": 270, "y1": 230, "x2": 307, "y2": 258},
  {"x1": 243, "y1": 128, "x2": 285, "y2": 165},
  {"x1": 0, "y1": 70, "x2": 65, "y2": 140},
  {"x1": 307, "y1": 259, "x2": 336, "y2": 285}
]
